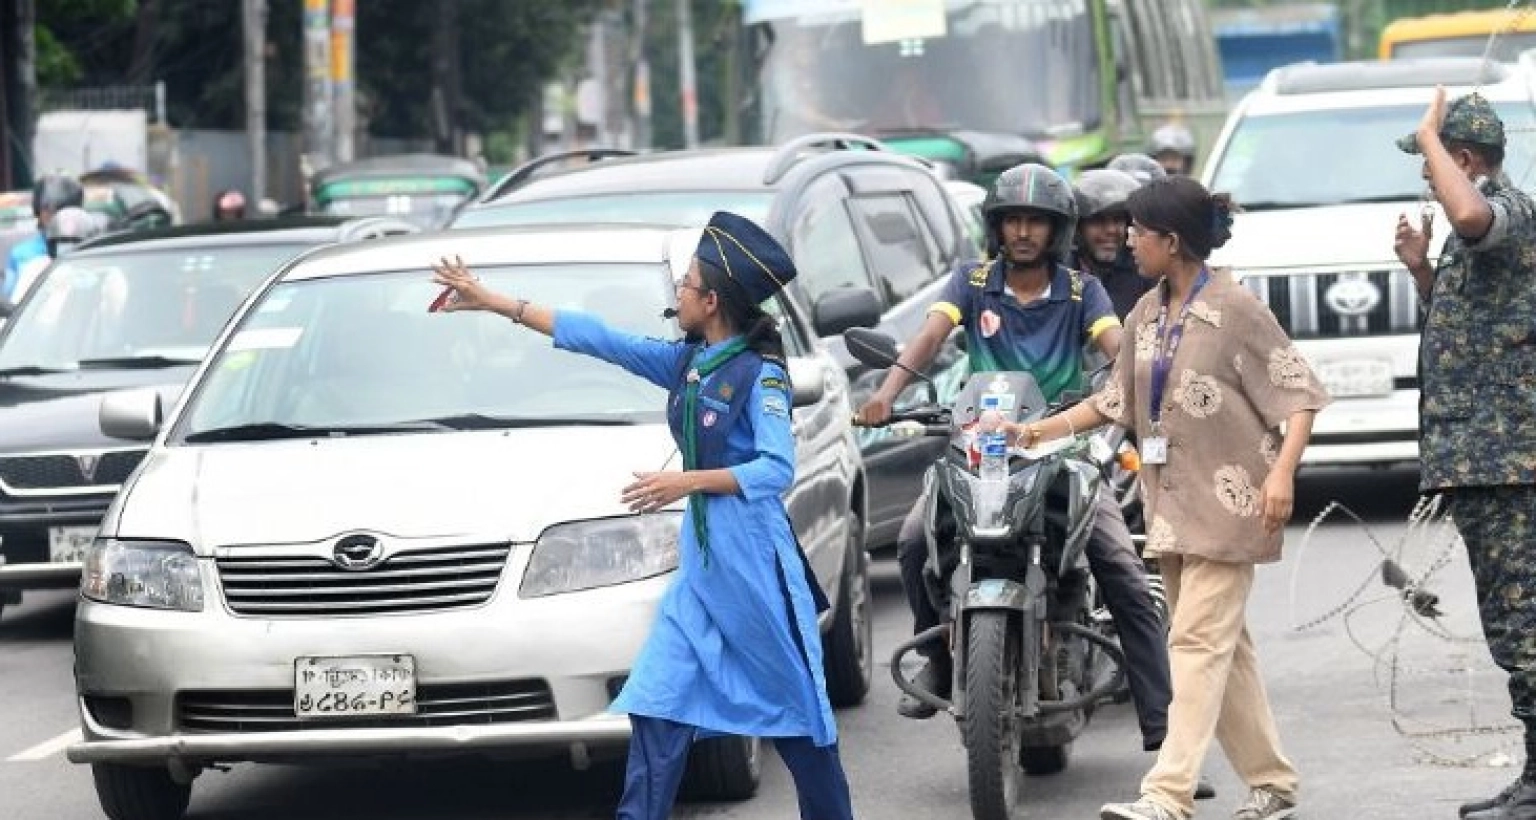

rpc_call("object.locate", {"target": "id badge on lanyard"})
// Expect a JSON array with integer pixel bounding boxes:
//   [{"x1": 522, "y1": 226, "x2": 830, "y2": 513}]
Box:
[{"x1": 1144, "y1": 269, "x2": 1210, "y2": 465}]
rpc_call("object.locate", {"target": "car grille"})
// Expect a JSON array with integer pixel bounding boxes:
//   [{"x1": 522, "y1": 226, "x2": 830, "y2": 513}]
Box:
[
  {"x1": 0, "y1": 449, "x2": 148, "y2": 491},
  {"x1": 176, "y1": 679, "x2": 556, "y2": 732},
  {"x1": 216, "y1": 542, "x2": 512, "y2": 617},
  {"x1": 1239, "y1": 269, "x2": 1422, "y2": 340}
]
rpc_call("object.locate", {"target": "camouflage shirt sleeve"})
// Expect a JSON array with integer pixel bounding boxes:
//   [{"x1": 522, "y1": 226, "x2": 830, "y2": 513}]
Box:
[{"x1": 1464, "y1": 183, "x2": 1536, "y2": 254}]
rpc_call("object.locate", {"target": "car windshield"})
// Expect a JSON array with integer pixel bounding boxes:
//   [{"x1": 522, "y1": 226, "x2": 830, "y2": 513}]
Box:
[
  {"x1": 1210, "y1": 102, "x2": 1536, "y2": 209},
  {"x1": 176, "y1": 264, "x2": 679, "y2": 440},
  {"x1": 0, "y1": 243, "x2": 311, "y2": 372},
  {"x1": 451, "y1": 192, "x2": 774, "y2": 230},
  {"x1": 750, "y1": 0, "x2": 1100, "y2": 143}
]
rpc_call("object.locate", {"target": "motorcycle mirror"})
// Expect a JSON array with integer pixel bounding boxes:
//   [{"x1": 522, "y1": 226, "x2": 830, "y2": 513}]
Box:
[
  {"x1": 843, "y1": 327, "x2": 938, "y2": 391},
  {"x1": 843, "y1": 328, "x2": 899, "y2": 368}
]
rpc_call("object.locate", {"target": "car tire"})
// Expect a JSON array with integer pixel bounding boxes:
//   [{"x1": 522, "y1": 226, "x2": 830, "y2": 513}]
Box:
[
  {"x1": 823, "y1": 513, "x2": 872, "y2": 707},
  {"x1": 91, "y1": 762, "x2": 191, "y2": 820},
  {"x1": 679, "y1": 735, "x2": 761, "y2": 802}
]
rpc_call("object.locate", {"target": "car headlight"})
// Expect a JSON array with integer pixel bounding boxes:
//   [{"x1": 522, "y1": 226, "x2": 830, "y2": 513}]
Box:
[
  {"x1": 81, "y1": 539, "x2": 205, "y2": 612},
  {"x1": 520, "y1": 513, "x2": 681, "y2": 598}
]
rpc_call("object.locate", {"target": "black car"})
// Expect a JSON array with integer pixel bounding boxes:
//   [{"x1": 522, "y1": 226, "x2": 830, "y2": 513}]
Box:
[
  {"x1": 452, "y1": 134, "x2": 983, "y2": 549},
  {"x1": 0, "y1": 216, "x2": 417, "y2": 618}
]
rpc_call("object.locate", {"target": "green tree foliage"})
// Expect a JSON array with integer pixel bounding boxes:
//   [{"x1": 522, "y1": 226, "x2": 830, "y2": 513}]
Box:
[
  {"x1": 643, "y1": 0, "x2": 743, "y2": 148},
  {"x1": 35, "y1": 0, "x2": 599, "y2": 139}
]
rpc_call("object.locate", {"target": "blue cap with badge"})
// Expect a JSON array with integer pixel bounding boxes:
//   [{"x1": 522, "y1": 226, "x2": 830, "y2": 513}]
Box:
[{"x1": 695, "y1": 211, "x2": 798, "y2": 303}]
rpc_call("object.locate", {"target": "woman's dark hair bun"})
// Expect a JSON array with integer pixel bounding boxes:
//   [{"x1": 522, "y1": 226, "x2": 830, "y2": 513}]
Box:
[{"x1": 1209, "y1": 192, "x2": 1238, "y2": 251}]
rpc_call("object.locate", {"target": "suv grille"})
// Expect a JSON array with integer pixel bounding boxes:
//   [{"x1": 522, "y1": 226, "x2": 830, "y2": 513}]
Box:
[
  {"x1": 1240, "y1": 269, "x2": 1421, "y2": 339},
  {"x1": 177, "y1": 680, "x2": 556, "y2": 732},
  {"x1": 217, "y1": 542, "x2": 511, "y2": 617},
  {"x1": 0, "y1": 449, "x2": 147, "y2": 491}
]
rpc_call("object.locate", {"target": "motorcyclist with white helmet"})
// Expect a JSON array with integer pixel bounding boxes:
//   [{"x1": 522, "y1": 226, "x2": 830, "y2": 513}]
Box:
[
  {"x1": 1072, "y1": 169, "x2": 1152, "y2": 320},
  {"x1": 1148, "y1": 123, "x2": 1197, "y2": 177}
]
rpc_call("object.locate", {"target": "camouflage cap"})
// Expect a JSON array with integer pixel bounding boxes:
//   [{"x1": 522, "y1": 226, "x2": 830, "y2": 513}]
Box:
[{"x1": 1398, "y1": 92, "x2": 1506, "y2": 154}]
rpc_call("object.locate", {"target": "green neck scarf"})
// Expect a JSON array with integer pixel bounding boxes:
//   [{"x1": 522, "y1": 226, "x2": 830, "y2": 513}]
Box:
[{"x1": 681, "y1": 336, "x2": 750, "y2": 567}]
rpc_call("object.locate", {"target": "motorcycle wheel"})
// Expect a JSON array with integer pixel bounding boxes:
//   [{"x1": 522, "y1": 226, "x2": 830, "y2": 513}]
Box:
[{"x1": 962, "y1": 611, "x2": 1025, "y2": 820}]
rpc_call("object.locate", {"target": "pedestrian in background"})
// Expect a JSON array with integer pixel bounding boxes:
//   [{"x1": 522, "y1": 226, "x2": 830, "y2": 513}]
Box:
[
  {"x1": 430, "y1": 211, "x2": 856, "y2": 820},
  {"x1": 1392, "y1": 86, "x2": 1536, "y2": 820},
  {"x1": 999, "y1": 175, "x2": 1329, "y2": 820}
]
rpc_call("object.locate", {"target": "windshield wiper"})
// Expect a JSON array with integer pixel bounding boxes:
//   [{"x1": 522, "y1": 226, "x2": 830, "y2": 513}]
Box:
[
  {"x1": 416, "y1": 413, "x2": 640, "y2": 430},
  {"x1": 1329, "y1": 195, "x2": 1422, "y2": 206},
  {"x1": 1237, "y1": 201, "x2": 1322, "y2": 212},
  {"x1": 0, "y1": 364, "x2": 76, "y2": 377},
  {"x1": 184, "y1": 420, "x2": 450, "y2": 443},
  {"x1": 78, "y1": 354, "x2": 204, "y2": 370}
]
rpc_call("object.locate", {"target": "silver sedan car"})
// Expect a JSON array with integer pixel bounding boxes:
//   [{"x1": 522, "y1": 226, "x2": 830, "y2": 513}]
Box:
[{"x1": 67, "y1": 225, "x2": 877, "y2": 820}]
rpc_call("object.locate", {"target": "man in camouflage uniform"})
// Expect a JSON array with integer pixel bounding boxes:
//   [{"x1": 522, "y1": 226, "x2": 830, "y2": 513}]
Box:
[{"x1": 1393, "y1": 88, "x2": 1536, "y2": 820}]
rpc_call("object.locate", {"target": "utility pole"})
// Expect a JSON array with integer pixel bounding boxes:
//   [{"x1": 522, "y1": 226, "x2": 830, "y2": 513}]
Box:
[
  {"x1": 301, "y1": 0, "x2": 333, "y2": 175},
  {"x1": 631, "y1": 0, "x2": 650, "y2": 150},
  {"x1": 676, "y1": 0, "x2": 699, "y2": 148},
  {"x1": 4, "y1": 0, "x2": 37, "y2": 187},
  {"x1": 243, "y1": 0, "x2": 267, "y2": 203},
  {"x1": 331, "y1": 0, "x2": 355, "y2": 163}
]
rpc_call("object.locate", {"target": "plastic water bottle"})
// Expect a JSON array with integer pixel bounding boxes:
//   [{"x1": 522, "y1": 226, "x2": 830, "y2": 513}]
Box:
[{"x1": 978, "y1": 430, "x2": 1008, "y2": 484}]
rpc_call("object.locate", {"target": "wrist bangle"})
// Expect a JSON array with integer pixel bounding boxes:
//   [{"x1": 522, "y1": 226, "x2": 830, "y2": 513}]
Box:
[{"x1": 511, "y1": 299, "x2": 529, "y2": 325}]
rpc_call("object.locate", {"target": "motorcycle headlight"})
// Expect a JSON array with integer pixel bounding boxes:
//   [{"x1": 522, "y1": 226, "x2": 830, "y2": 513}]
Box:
[
  {"x1": 520, "y1": 513, "x2": 681, "y2": 598},
  {"x1": 81, "y1": 539, "x2": 204, "y2": 612}
]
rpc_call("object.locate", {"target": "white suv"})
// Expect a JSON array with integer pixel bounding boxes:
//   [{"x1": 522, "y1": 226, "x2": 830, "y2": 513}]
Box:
[{"x1": 1202, "y1": 56, "x2": 1536, "y2": 466}]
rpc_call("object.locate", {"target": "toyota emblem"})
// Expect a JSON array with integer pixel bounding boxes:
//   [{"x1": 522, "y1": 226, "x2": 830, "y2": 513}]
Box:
[
  {"x1": 1323, "y1": 278, "x2": 1381, "y2": 317},
  {"x1": 331, "y1": 534, "x2": 385, "y2": 571}
]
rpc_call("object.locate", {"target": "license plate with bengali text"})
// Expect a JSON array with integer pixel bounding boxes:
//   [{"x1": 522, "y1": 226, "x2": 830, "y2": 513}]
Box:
[
  {"x1": 294, "y1": 655, "x2": 417, "y2": 718},
  {"x1": 48, "y1": 526, "x2": 96, "y2": 563},
  {"x1": 1317, "y1": 359, "x2": 1394, "y2": 399}
]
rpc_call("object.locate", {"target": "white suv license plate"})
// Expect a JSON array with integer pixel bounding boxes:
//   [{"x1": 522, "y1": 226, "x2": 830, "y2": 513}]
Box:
[
  {"x1": 294, "y1": 655, "x2": 417, "y2": 718},
  {"x1": 48, "y1": 526, "x2": 96, "y2": 563},
  {"x1": 1318, "y1": 359, "x2": 1394, "y2": 399}
]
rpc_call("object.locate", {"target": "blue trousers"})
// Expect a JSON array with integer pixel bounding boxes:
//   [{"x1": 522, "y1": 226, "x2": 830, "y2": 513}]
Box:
[{"x1": 616, "y1": 715, "x2": 854, "y2": 820}]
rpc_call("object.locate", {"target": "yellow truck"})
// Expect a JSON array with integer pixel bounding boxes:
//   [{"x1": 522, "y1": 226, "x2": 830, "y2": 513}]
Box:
[{"x1": 1380, "y1": 8, "x2": 1536, "y2": 61}]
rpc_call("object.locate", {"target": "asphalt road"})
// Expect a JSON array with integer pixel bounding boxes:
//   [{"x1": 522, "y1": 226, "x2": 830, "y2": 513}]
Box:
[{"x1": 0, "y1": 465, "x2": 1522, "y2": 820}]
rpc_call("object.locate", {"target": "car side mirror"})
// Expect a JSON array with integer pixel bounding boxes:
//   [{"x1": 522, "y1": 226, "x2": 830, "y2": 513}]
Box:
[
  {"x1": 813, "y1": 287, "x2": 881, "y2": 338},
  {"x1": 785, "y1": 357, "x2": 826, "y2": 408},
  {"x1": 100, "y1": 388, "x2": 163, "y2": 441}
]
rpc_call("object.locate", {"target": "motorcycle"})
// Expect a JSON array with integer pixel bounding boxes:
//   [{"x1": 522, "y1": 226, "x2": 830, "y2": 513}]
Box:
[{"x1": 844, "y1": 328, "x2": 1127, "y2": 820}]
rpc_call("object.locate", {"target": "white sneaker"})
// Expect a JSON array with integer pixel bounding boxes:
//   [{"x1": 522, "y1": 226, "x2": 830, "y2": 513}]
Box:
[
  {"x1": 1232, "y1": 786, "x2": 1298, "y2": 820},
  {"x1": 1101, "y1": 798, "x2": 1182, "y2": 820}
]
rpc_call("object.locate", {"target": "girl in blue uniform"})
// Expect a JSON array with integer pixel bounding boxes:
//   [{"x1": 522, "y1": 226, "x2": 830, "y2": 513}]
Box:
[{"x1": 430, "y1": 212, "x2": 855, "y2": 820}]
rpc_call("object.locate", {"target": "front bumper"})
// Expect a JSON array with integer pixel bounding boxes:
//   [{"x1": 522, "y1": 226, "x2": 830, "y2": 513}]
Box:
[
  {"x1": 0, "y1": 498, "x2": 110, "y2": 589},
  {"x1": 69, "y1": 545, "x2": 669, "y2": 766},
  {"x1": 67, "y1": 713, "x2": 633, "y2": 764}
]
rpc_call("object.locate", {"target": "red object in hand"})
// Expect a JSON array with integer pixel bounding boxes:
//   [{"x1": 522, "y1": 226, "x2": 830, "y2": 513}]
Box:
[{"x1": 428, "y1": 286, "x2": 456, "y2": 313}]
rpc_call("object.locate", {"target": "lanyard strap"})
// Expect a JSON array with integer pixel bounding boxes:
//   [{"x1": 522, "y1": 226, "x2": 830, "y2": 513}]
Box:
[
  {"x1": 681, "y1": 337, "x2": 749, "y2": 567},
  {"x1": 1148, "y1": 269, "x2": 1210, "y2": 431}
]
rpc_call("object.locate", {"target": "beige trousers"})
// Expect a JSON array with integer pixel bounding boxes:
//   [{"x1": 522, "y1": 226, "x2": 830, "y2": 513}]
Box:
[{"x1": 1141, "y1": 553, "x2": 1299, "y2": 818}]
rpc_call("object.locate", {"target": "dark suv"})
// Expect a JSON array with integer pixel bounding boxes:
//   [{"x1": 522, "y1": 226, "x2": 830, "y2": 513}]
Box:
[
  {"x1": 451, "y1": 134, "x2": 983, "y2": 548},
  {"x1": 0, "y1": 216, "x2": 416, "y2": 618}
]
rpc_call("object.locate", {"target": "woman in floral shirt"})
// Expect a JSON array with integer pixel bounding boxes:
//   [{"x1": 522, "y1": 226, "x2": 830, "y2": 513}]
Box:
[{"x1": 1001, "y1": 176, "x2": 1330, "y2": 820}]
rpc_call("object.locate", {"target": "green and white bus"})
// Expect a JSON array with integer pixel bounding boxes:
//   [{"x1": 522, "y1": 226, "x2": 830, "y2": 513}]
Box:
[{"x1": 742, "y1": 0, "x2": 1227, "y2": 183}]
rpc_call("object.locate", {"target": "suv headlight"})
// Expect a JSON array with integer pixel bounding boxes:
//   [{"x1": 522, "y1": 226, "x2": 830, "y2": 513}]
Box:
[
  {"x1": 82, "y1": 539, "x2": 205, "y2": 612},
  {"x1": 520, "y1": 513, "x2": 681, "y2": 598}
]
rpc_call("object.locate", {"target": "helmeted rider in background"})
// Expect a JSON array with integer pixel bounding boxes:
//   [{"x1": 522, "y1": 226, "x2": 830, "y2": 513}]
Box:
[
  {"x1": 1072, "y1": 168, "x2": 1152, "y2": 321},
  {"x1": 1108, "y1": 152, "x2": 1170, "y2": 186},
  {"x1": 1148, "y1": 123, "x2": 1197, "y2": 177},
  {"x1": 5, "y1": 173, "x2": 84, "y2": 301}
]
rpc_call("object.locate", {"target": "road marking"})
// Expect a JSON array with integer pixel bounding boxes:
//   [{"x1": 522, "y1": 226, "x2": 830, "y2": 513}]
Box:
[{"x1": 7, "y1": 728, "x2": 81, "y2": 762}]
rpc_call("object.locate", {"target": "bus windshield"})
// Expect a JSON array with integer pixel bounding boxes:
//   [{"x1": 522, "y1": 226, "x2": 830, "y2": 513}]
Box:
[{"x1": 748, "y1": 0, "x2": 1100, "y2": 144}]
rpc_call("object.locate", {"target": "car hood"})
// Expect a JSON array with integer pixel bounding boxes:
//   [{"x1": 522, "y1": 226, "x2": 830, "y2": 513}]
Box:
[
  {"x1": 1210, "y1": 202, "x2": 1450, "y2": 271},
  {"x1": 116, "y1": 425, "x2": 681, "y2": 549},
  {"x1": 0, "y1": 368, "x2": 191, "y2": 451}
]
